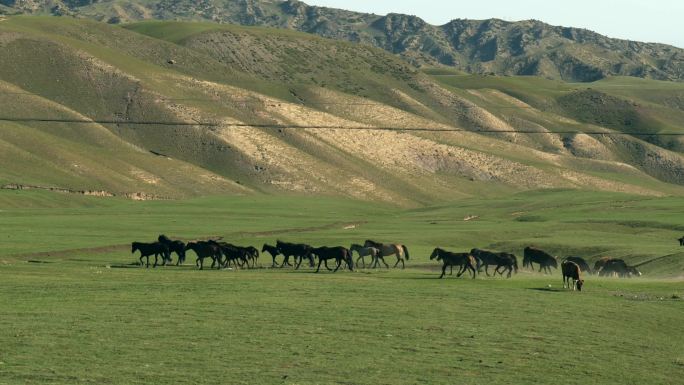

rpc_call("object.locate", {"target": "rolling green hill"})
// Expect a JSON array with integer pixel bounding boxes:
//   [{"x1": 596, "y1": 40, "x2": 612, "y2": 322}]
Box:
[
  {"x1": 1, "y1": 17, "x2": 684, "y2": 205},
  {"x1": 2, "y1": 0, "x2": 684, "y2": 82}
]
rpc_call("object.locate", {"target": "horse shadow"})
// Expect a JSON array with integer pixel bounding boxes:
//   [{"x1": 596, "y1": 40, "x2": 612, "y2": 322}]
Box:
[{"x1": 527, "y1": 287, "x2": 563, "y2": 293}]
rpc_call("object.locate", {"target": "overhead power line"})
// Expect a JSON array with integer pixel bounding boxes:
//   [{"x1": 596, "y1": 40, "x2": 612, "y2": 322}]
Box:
[{"x1": 0, "y1": 116, "x2": 682, "y2": 136}]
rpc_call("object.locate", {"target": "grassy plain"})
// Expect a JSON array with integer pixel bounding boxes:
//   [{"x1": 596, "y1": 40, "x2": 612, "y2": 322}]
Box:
[{"x1": 1, "y1": 189, "x2": 683, "y2": 384}]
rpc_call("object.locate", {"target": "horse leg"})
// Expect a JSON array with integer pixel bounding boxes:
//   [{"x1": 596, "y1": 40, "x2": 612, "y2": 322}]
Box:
[
  {"x1": 139, "y1": 254, "x2": 144, "y2": 267},
  {"x1": 333, "y1": 258, "x2": 341, "y2": 272},
  {"x1": 381, "y1": 257, "x2": 389, "y2": 269},
  {"x1": 324, "y1": 260, "x2": 333, "y2": 271},
  {"x1": 440, "y1": 264, "x2": 447, "y2": 279},
  {"x1": 456, "y1": 264, "x2": 465, "y2": 277},
  {"x1": 315, "y1": 258, "x2": 323, "y2": 273},
  {"x1": 393, "y1": 257, "x2": 401, "y2": 268},
  {"x1": 153, "y1": 254, "x2": 158, "y2": 268},
  {"x1": 401, "y1": 258, "x2": 405, "y2": 269},
  {"x1": 356, "y1": 256, "x2": 364, "y2": 269}
]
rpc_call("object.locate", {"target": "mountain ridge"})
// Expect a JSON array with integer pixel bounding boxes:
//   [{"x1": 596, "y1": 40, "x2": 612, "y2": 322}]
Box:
[{"x1": 1, "y1": 0, "x2": 683, "y2": 82}]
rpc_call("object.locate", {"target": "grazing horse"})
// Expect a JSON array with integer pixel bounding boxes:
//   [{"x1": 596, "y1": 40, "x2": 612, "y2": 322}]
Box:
[
  {"x1": 679, "y1": 237, "x2": 684, "y2": 246},
  {"x1": 364, "y1": 240, "x2": 409, "y2": 269},
  {"x1": 494, "y1": 252, "x2": 518, "y2": 278},
  {"x1": 158, "y1": 235, "x2": 186, "y2": 265},
  {"x1": 349, "y1": 244, "x2": 379, "y2": 268},
  {"x1": 185, "y1": 241, "x2": 222, "y2": 270},
  {"x1": 523, "y1": 247, "x2": 558, "y2": 274},
  {"x1": 561, "y1": 260, "x2": 584, "y2": 291},
  {"x1": 470, "y1": 248, "x2": 503, "y2": 276},
  {"x1": 563, "y1": 256, "x2": 591, "y2": 274},
  {"x1": 262, "y1": 244, "x2": 282, "y2": 267},
  {"x1": 593, "y1": 256, "x2": 613, "y2": 273},
  {"x1": 598, "y1": 259, "x2": 641, "y2": 278},
  {"x1": 429, "y1": 248, "x2": 477, "y2": 279},
  {"x1": 310, "y1": 246, "x2": 354, "y2": 273},
  {"x1": 132, "y1": 242, "x2": 170, "y2": 268},
  {"x1": 276, "y1": 240, "x2": 314, "y2": 269}
]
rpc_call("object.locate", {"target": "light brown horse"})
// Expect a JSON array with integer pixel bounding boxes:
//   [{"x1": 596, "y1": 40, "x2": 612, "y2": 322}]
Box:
[{"x1": 364, "y1": 240, "x2": 410, "y2": 269}]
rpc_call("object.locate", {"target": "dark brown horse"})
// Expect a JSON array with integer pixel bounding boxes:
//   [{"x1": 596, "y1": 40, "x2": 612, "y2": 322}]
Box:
[
  {"x1": 310, "y1": 246, "x2": 354, "y2": 273},
  {"x1": 158, "y1": 235, "x2": 186, "y2": 265},
  {"x1": 523, "y1": 247, "x2": 558, "y2": 274},
  {"x1": 245, "y1": 246, "x2": 259, "y2": 267},
  {"x1": 494, "y1": 252, "x2": 518, "y2": 278},
  {"x1": 471, "y1": 249, "x2": 502, "y2": 276},
  {"x1": 132, "y1": 242, "x2": 170, "y2": 268},
  {"x1": 598, "y1": 259, "x2": 641, "y2": 278},
  {"x1": 185, "y1": 241, "x2": 222, "y2": 270},
  {"x1": 429, "y1": 248, "x2": 477, "y2": 279},
  {"x1": 262, "y1": 244, "x2": 281, "y2": 267},
  {"x1": 563, "y1": 256, "x2": 591, "y2": 274},
  {"x1": 276, "y1": 240, "x2": 314, "y2": 269},
  {"x1": 679, "y1": 236, "x2": 684, "y2": 246},
  {"x1": 561, "y1": 260, "x2": 584, "y2": 291}
]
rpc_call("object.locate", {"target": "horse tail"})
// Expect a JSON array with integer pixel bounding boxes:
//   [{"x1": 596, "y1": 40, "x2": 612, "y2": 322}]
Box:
[{"x1": 401, "y1": 245, "x2": 410, "y2": 260}]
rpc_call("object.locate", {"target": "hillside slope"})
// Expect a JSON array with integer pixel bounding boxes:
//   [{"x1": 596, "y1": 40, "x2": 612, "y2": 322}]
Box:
[
  {"x1": 1, "y1": 17, "x2": 684, "y2": 205},
  {"x1": 1, "y1": 0, "x2": 684, "y2": 82}
]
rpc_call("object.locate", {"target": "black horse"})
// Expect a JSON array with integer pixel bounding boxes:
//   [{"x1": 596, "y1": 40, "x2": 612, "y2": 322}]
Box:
[
  {"x1": 185, "y1": 241, "x2": 222, "y2": 270},
  {"x1": 310, "y1": 246, "x2": 354, "y2": 273},
  {"x1": 262, "y1": 244, "x2": 282, "y2": 267},
  {"x1": 494, "y1": 252, "x2": 518, "y2": 278},
  {"x1": 523, "y1": 246, "x2": 558, "y2": 274},
  {"x1": 245, "y1": 246, "x2": 260, "y2": 267},
  {"x1": 679, "y1": 237, "x2": 684, "y2": 246},
  {"x1": 207, "y1": 241, "x2": 250, "y2": 269},
  {"x1": 563, "y1": 256, "x2": 591, "y2": 274},
  {"x1": 276, "y1": 240, "x2": 314, "y2": 269},
  {"x1": 429, "y1": 248, "x2": 477, "y2": 279},
  {"x1": 470, "y1": 248, "x2": 503, "y2": 276},
  {"x1": 158, "y1": 235, "x2": 186, "y2": 265},
  {"x1": 132, "y1": 242, "x2": 170, "y2": 268},
  {"x1": 599, "y1": 259, "x2": 642, "y2": 278}
]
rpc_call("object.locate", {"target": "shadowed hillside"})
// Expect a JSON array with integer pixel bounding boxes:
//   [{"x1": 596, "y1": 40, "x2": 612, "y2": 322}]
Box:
[
  {"x1": 1, "y1": 17, "x2": 684, "y2": 205},
  {"x1": 2, "y1": 0, "x2": 684, "y2": 82}
]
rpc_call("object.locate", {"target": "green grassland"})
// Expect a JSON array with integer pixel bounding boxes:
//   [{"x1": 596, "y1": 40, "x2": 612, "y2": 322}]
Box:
[{"x1": 1, "y1": 189, "x2": 683, "y2": 384}]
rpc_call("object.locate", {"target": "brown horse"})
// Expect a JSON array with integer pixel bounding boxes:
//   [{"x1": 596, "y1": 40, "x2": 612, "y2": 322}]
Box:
[{"x1": 364, "y1": 240, "x2": 409, "y2": 269}]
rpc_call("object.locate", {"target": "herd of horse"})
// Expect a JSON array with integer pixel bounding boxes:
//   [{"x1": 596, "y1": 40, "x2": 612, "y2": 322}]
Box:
[
  {"x1": 427, "y1": 245, "x2": 641, "y2": 284},
  {"x1": 131, "y1": 236, "x2": 648, "y2": 288},
  {"x1": 131, "y1": 236, "x2": 409, "y2": 273}
]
